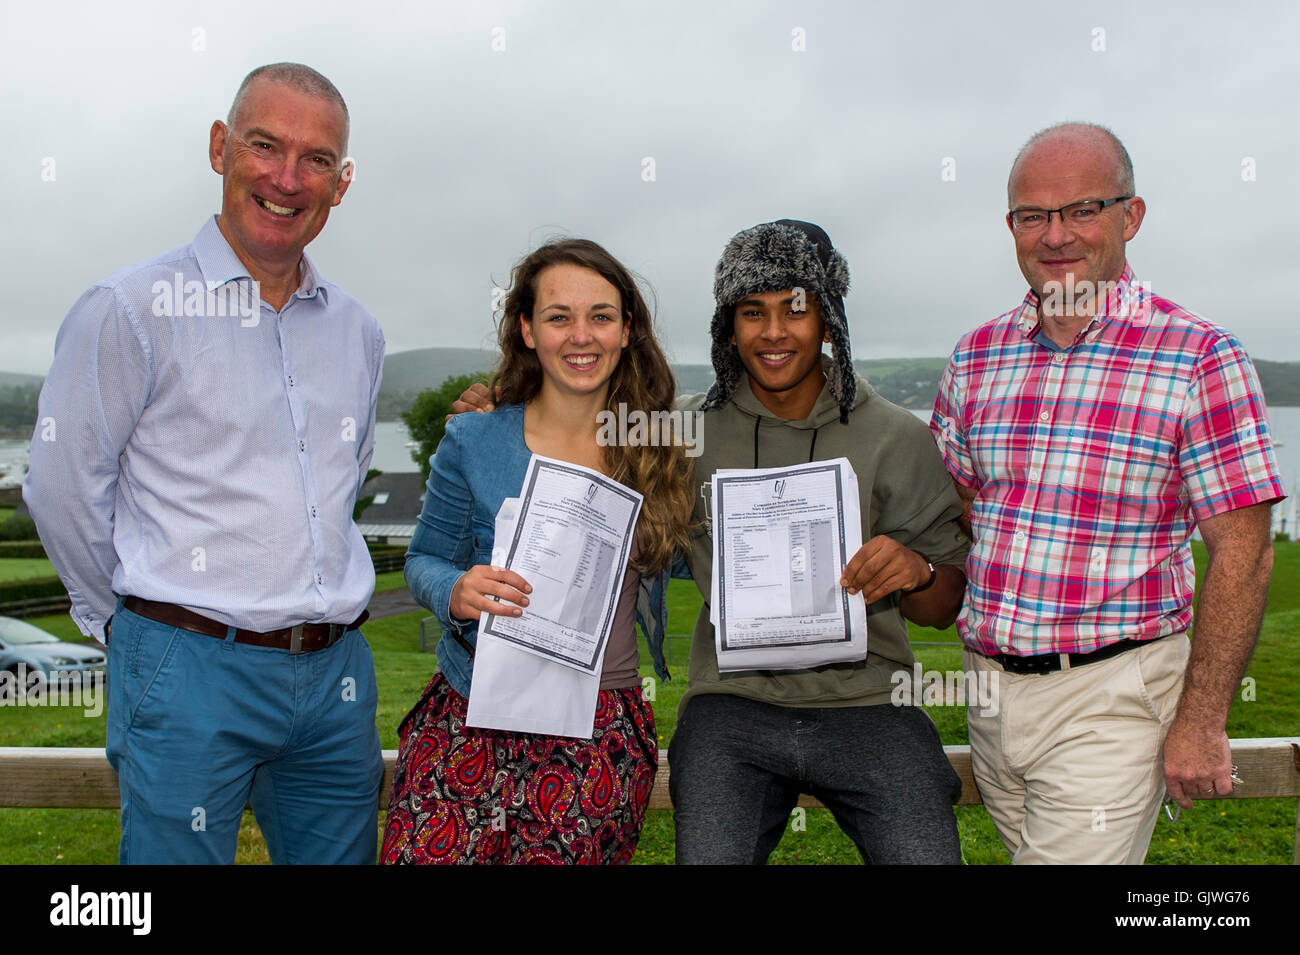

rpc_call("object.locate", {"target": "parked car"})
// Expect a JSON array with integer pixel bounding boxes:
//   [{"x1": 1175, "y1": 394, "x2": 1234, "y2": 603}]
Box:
[{"x1": 0, "y1": 616, "x2": 105, "y2": 693}]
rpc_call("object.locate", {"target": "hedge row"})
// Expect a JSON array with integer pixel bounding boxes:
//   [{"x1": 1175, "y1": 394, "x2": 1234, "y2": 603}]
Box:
[
  {"x1": 0, "y1": 552, "x2": 404, "y2": 608},
  {"x1": 0, "y1": 516, "x2": 39, "y2": 542},
  {"x1": 0, "y1": 540, "x2": 47, "y2": 559},
  {"x1": 0, "y1": 576, "x2": 67, "y2": 603}
]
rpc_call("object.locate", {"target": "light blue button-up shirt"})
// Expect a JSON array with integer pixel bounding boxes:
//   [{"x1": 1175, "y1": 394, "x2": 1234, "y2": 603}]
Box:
[{"x1": 24, "y1": 217, "x2": 385, "y2": 639}]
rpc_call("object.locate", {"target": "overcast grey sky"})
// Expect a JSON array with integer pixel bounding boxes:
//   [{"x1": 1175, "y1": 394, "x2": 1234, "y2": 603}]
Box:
[{"x1": 3, "y1": 0, "x2": 1297, "y2": 375}]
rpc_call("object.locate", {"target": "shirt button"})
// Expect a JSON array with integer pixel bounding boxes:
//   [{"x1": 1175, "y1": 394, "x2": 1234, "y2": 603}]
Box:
[
  {"x1": 1015, "y1": 530, "x2": 1026, "y2": 540},
  {"x1": 1002, "y1": 590, "x2": 1014, "y2": 601},
  {"x1": 1052, "y1": 353, "x2": 1066, "y2": 364},
  {"x1": 298, "y1": 441, "x2": 305, "y2": 452},
  {"x1": 1038, "y1": 411, "x2": 1050, "y2": 422},
  {"x1": 316, "y1": 574, "x2": 323, "y2": 585},
  {"x1": 310, "y1": 505, "x2": 317, "y2": 518},
  {"x1": 1000, "y1": 645, "x2": 1011, "y2": 653},
  {"x1": 1029, "y1": 470, "x2": 1040, "y2": 480}
]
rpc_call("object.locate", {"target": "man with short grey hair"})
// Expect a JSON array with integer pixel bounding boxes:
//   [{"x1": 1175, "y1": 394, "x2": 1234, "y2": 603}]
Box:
[
  {"x1": 932, "y1": 122, "x2": 1285, "y2": 863},
  {"x1": 25, "y1": 63, "x2": 386, "y2": 864}
]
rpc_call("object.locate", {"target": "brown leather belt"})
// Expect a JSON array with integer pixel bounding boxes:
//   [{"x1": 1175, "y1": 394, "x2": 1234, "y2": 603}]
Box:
[{"x1": 123, "y1": 596, "x2": 369, "y2": 654}]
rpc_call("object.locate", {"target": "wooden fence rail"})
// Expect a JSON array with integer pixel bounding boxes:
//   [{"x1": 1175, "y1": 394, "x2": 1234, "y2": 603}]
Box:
[
  {"x1": 1, "y1": 596, "x2": 71, "y2": 618},
  {"x1": 1, "y1": 739, "x2": 1297, "y2": 862}
]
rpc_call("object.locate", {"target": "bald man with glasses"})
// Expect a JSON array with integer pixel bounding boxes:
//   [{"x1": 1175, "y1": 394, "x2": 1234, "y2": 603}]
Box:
[{"x1": 931, "y1": 122, "x2": 1285, "y2": 864}]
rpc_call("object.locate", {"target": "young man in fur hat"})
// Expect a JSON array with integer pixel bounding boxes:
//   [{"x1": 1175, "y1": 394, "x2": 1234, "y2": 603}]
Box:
[
  {"x1": 452, "y1": 220, "x2": 969, "y2": 864},
  {"x1": 667, "y1": 219, "x2": 969, "y2": 863}
]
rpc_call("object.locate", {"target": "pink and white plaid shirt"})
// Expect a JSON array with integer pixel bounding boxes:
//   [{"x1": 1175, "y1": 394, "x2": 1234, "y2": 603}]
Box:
[{"x1": 931, "y1": 265, "x2": 1286, "y2": 656}]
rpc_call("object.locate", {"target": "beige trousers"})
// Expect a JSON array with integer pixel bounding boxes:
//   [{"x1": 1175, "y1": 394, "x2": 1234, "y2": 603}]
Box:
[{"x1": 964, "y1": 635, "x2": 1190, "y2": 864}]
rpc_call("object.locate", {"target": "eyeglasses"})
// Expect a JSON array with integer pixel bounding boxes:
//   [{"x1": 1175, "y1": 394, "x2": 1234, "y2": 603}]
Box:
[{"x1": 1008, "y1": 196, "x2": 1132, "y2": 233}]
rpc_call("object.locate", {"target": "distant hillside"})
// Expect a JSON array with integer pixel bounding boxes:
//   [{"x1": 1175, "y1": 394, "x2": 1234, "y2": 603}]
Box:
[
  {"x1": 375, "y1": 349, "x2": 950, "y2": 415},
  {"x1": 377, "y1": 348, "x2": 1300, "y2": 418},
  {"x1": 2, "y1": 347, "x2": 1295, "y2": 435},
  {"x1": 0, "y1": 381, "x2": 41, "y2": 439},
  {"x1": 859, "y1": 356, "x2": 1300, "y2": 412},
  {"x1": 654, "y1": 358, "x2": 946, "y2": 410},
  {"x1": 854, "y1": 358, "x2": 948, "y2": 410},
  {"x1": 382, "y1": 347, "x2": 499, "y2": 393},
  {"x1": 0, "y1": 372, "x2": 43, "y2": 388},
  {"x1": 377, "y1": 347, "x2": 498, "y2": 420},
  {"x1": 858, "y1": 357, "x2": 1300, "y2": 411},
  {"x1": 673, "y1": 364, "x2": 715, "y2": 396},
  {"x1": 376, "y1": 351, "x2": 949, "y2": 414},
  {"x1": 1255, "y1": 360, "x2": 1300, "y2": 407}
]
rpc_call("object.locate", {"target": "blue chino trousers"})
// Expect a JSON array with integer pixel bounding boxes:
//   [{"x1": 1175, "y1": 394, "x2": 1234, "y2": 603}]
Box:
[{"x1": 105, "y1": 599, "x2": 384, "y2": 864}]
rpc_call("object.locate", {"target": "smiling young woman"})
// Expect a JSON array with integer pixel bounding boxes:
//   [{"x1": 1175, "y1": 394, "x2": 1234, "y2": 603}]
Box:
[{"x1": 382, "y1": 239, "x2": 693, "y2": 865}]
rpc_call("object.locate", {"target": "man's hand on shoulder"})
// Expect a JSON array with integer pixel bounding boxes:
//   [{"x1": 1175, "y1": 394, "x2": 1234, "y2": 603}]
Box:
[{"x1": 447, "y1": 382, "x2": 498, "y2": 422}]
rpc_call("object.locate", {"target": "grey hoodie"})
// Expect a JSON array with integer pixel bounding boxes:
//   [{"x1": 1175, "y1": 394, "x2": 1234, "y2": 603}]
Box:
[{"x1": 680, "y1": 359, "x2": 969, "y2": 711}]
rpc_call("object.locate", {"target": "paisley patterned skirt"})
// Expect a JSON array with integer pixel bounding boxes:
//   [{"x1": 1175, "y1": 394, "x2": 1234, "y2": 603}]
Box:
[{"x1": 381, "y1": 672, "x2": 658, "y2": 864}]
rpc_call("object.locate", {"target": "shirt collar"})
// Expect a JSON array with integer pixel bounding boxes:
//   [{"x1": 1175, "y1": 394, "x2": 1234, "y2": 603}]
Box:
[
  {"x1": 193, "y1": 215, "x2": 328, "y2": 305},
  {"x1": 295, "y1": 252, "x2": 327, "y2": 302},
  {"x1": 1015, "y1": 263, "x2": 1146, "y2": 346},
  {"x1": 194, "y1": 216, "x2": 253, "y2": 289}
]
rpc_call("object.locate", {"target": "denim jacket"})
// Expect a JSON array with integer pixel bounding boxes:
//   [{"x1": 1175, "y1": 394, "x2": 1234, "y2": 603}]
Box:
[{"x1": 404, "y1": 403, "x2": 672, "y2": 699}]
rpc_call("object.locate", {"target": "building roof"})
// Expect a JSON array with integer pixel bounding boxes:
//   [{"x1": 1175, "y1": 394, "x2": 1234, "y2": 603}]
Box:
[{"x1": 356, "y1": 472, "x2": 426, "y2": 529}]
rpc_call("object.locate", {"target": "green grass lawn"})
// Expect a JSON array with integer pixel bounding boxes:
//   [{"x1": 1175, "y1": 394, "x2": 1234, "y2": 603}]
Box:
[
  {"x1": 0, "y1": 558, "x2": 54, "y2": 581},
  {"x1": 374, "y1": 570, "x2": 406, "y2": 593},
  {"x1": 1, "y1": 543, "x2": 1297, "y2": 864}
]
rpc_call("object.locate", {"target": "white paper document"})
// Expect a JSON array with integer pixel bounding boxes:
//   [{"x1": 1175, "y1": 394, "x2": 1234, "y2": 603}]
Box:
[
  {"x1": 710, "y1": 458, "x2": 868, "y2": 672},
  {"x1": 464, "y1": 455, "x2": 641, "y2": 739},
  {"x1": 464, "y1": 497, "x2": 603, "y2": 738},
  {"x1": 482, "y1": 454, "x2": 642, "y2": 673}
]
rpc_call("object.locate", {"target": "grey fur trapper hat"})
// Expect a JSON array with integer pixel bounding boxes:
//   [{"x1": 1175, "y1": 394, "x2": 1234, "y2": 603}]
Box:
[{"x1": 701, "y1": 219, "x2": 854, "y2": 422}]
